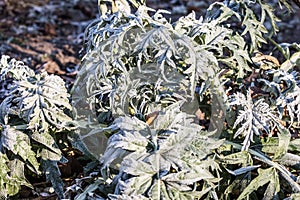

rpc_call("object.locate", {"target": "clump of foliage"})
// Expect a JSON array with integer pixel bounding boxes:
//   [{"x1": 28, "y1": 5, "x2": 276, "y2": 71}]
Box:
[
  {"x1": 70, "y1": 0, "x2": 300, "y2": 199},
  {"x1": 0, "y1": 55, "x2": 73, "y2": 198},
  {"x1": 1, "y1": 0, "x2": 300, "y2": 199}
]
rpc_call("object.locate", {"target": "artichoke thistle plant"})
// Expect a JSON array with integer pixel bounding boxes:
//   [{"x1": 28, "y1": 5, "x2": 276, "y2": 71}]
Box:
[
  {"x1": 0, "y1": 0, "x2": 300, "y2": 199},
  {"x1": 70, "y1": 0, "x2": 300, "y2": 199}
]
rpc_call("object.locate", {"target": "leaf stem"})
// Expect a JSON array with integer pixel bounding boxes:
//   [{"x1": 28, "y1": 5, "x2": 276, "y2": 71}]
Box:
[{"x1": 267, "y1": 36, "x2": 289, "y2": 60}]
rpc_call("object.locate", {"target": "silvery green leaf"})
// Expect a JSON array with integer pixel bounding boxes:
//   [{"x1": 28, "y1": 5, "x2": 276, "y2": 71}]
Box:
[
  {"x1": 147, "y1": 178, "x2": 211, "y2": 200},
  {"x1": 241, "y1": 4, "x2": 268, "y2": 52},
  {"x1": 184, "y1": 130, "x2": 224, "y2": 162},
  {"x1": 277, "y1": 153, "x2": 300, "y2": 169},
  {"x1": 260, "y1": 3, "x2": 279, "y2": 33},
  {"x1": 1, "y1": 125, "x2": 40, "y2": 173},
  {"x1": 221, "y1": 151, "x2": 252, "y2": 165},
  {"x1": 281, "y1": 51, "x2": 300, "y2": 72},
  {"x1": 119, "y1": 161, "x2": 213, "y2": 199},
  {"x1": 259, "y1": 69, "x2": 300, "y2": 125},
  {"x1": 162, "y1": 169, "x2": 216, "y2": 185},
  {"x1": 226, "y1": 165, "x2": 260, "y2": 176},
  {"x1": 39, "y1": 148, "x2": 62, "y2": 161},
  {"x1": 0, "y1": 153, "x2": 28, "y2": 197},
  {"x1": 31, "y1": 131, "x2": 62, "y2": 160},
  {"x1": 105, "y1": 102, "x2": 223, "y2": 199},
  {"x1": 277, "y1": 85, "x2": 300, "y2": 125},
  {"x1": 0, "y1": 153, "x2": 10, "y2": 197},
  {"x1": 11, "y1": 72, "x2": 73, "y2": 132},
  {"x1": 209, "y1": 2, "x2": 241, "y2": 23},
  {"x1": 229, "y1": 91, "x2": 276, "y2": 150},
  {"x1": 118, "y1": 158, "x2": 156, "y2": 195},
  {"x1": 157, "y1": 129, "x2": 195, "y2": 171},
  {"x1": 75, "y1": 179, "x2": 106, "y2": 200},
  {"x1": 7, "y1": 159, "x2": 32, "y2": 194},
  {"x1": 0, "y1": 157, "x2": 32, "y2": 197},
  {"x1": 0, "y1": 55, "x2": 35, "y2": 81},
  {"x1": 237, "y1": 167, "x2": 280, "y2": 200},
  {"x1": 273, "y1": 126, "x2": 291, "y2": 160},
  {"x1": 289, "y1": 139, "x2": 300, "y2": 152},
  {"x1": 100, "y1": 116, "x2": 150, "y2": 171}
]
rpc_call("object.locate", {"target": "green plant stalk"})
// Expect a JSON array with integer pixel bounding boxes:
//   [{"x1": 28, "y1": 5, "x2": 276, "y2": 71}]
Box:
[{"x1": 267, "y1": 36, "x2": 289, "y2": 60}]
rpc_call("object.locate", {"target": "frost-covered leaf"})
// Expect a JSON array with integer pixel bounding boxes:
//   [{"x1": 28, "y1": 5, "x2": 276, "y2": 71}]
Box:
[
  {"x1": 0, "y1": 55, "x2": 72, "y2": 198},
  {"x1": 289, "y1": 139, "x2": 300, "y2": 152},
  {"x1": 0, "y1": 152, "x2": 10, "y2": 197},
  {"x1": 118, "y1": 156, "x2": 218, "y2": 199},
  {"x1": 0, "y1": 70, "x2": 72, "y2": 179},
  {"x1": 274, "y1": 126, "x2": 291, "y2": 160},
  {"x1": 229, "y1": 91, "x2": 276, "y2": 150},
  {"x1": 1, "y1": 125, "x2": 40, "y2": 173},
  {"x1": 161, "y1": 169, "x2": 217, "y2": 185},
  {"x1": 75, "y1": 179, "x2": 106, "y2": 200},
  {"x1": 226, "y1": 165, "x2": 260, "y2": 176},
  {"x1": 237, "y1": 167, "x2": 280, "y2": 200},
  {"x1": 31, "y1": 131, "x2": 62, "y2": 161},
  {"x1": 11, "y1": 72, "x2": 73, "y2": 132},
  {"x1": 277, "y1": 153, "x2": 300, "y2": 169},
  {"x1": 100, "y1": 116, "x2": 150, "y2": 172},
  {"x1": 7, "y1": 159, "x2": 32, "y2": 195},
  {"x1": 221, "y1": 151, "x2": 252, "y2": 165},
  {"x1": 107, "y1": 103, "x2": 223, "y2": 198},
  {"x1": 281, "y1": 51, "x2": 300, "y2": 72},
  {"x1": 260, "y1": 3, "x2": 280, "y2": 34},
  {"x1": 118, "y1": 157, "x2": 157, "y2": 195},
  {"x1": 0, "y1": 154, "x2": 33, "y2": 197},
  {"x1": 0, "y1": 55, "x2": 35, "y2": 81}
]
